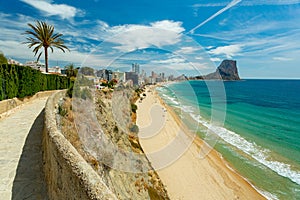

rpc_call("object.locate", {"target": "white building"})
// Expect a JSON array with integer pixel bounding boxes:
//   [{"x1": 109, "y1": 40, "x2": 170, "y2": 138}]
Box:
[
  {"x1": 25, "y1": 61, "x2": 46, "y2": 72},
  {"x1": 8, "y1": 58, "x2": 23, "y2": 66},
  {"x1": 48, "y1": 66, "x2": 61, "y2": 74}
]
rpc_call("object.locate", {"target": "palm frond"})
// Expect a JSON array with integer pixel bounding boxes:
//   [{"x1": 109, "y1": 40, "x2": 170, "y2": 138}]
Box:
[
  {"x1": 37, "y1": 52, "x2": 43, "y2": 62},
  {"x1": 33, "y1": 44, "x2": 43, "y2": 56}
]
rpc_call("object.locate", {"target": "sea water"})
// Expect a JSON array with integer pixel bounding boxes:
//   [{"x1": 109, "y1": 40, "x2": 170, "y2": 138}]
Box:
[{"x1": 156, "y1": 80, "x2": 300, "y2": 199}]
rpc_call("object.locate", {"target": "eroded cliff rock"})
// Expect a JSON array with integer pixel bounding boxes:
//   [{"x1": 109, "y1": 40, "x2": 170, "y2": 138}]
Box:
[{"x1": 58, "y1": 89, "x2": 169, "y2": 200}]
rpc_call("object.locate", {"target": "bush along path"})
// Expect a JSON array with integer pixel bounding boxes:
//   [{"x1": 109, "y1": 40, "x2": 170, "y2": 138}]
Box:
[{"x1": 0, "y1": 64, "x2": 72, "y2": 101}]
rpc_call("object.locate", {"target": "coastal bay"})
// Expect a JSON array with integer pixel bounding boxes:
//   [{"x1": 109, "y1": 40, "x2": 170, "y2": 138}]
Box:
[{"x1": 136, "y1": 85, "x2": 265, "y2": 200}]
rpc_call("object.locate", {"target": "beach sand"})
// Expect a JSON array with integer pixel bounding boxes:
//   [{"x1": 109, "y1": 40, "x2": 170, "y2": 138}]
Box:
[{"x1": 136, "y1": 85, "x2": 265, "y2": 200}]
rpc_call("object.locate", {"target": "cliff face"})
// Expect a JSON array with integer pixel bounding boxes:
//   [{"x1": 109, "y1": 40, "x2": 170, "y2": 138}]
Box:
[
  {"x1": 203, "y1": 60, "x2": 240, "y2": 80},
  {"x1": 94, "y1": 90, "x2": 169, "y2": 200},
  {"x1": 59, "y1": 89, "x2": 169, "y2": 200}
]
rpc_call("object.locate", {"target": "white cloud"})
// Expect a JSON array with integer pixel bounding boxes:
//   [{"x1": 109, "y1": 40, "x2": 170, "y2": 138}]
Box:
[
  {"x1": 210, "y1": 57, "x2": 221, "y2": 62},
  {"x1": 104, "y1": 20, "x2": 185, "y2": 52},
  {"x1": 148, "y1": 54, "x2": 209, "y2": 72},
  {"x1": 150, "y1": 20, "x2": 185, "y2": 33},
  {"x1": 0, "y1": 39, "x2": 115, "y2": 67},
  {"x1": 273, "y1": 57, "x2": 293, "y2": 61},
  {"x1": 20, "y1": 0, "x2": 82, "y2": 19},
  {"x1": 147, "y1": 61, "x2": 204, "y2": 71},
  {"x1": 206, "y1": 46, "x2": 215, "y2": 49},
  {"x1": 175, "y1": 46, "x2": 202, "y2": 54},
  {"x1": 0, "y1": 12, "x2": 186, "y2": 68},
  {"x1": 0, "y1": 40, "x2": 33, "y2": 59},
  {"x1": 209, "y1": 44, "x2": 243, "y2": 58},
  {"x1": 190, "y1": 62, "x2": 209, "y2": 70},
  {"x1": 195, "y1": 56, "x2": 204, "y2": 60},
  {"x1": 152, "y1": 58, "x2": 186, "y2": 64}
]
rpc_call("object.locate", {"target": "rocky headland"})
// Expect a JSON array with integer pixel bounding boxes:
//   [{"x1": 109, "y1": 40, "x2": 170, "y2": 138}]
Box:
[{"x1": 193, "y1": 60, "x2": 240, "y2": 80}]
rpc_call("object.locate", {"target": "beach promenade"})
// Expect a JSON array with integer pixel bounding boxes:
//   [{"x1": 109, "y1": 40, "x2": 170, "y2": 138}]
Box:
[
  {"x1": 0, "y1": 97, "x2": 49, "y2": 199},
  {"x1": 136, "y1": 86, "x2": 265, "y2": 200}
]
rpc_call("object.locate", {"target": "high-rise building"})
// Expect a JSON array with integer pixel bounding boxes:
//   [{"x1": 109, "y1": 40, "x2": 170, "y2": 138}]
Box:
[
  {"x1": 132, "y1": 63, "x2": 140, "y2": 75},
  {"x1": 141, "y1": 69, "x2": 146, "y2": 78},
  {"x1": 113, "y1": 71, "x2": 125, "y2": 83},
  {"x1": 125, "y1": 72, "x2": 139, "y2": 85},
  {"x1": 96, "y1": 69, "x2": 112, "y2": 81}
]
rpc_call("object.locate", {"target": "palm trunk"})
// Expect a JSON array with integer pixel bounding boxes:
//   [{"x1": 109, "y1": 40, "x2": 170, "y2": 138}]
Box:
[{"x1": 44, "y1": 46, "x2": 48, "y2": 73}]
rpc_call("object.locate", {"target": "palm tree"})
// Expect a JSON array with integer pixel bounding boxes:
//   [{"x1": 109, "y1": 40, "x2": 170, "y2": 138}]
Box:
[
  {"x1": 24, "y1": 20, "x2": 69, "y2": 73},
  {"x1": 65, "y1": 63, "x2": 78, "y2": 78}
]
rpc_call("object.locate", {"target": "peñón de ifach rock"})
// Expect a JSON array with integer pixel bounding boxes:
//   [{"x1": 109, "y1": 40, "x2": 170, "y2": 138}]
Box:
[{"x1": 203, "y1": 60, "x2": 240, "y2": 80}]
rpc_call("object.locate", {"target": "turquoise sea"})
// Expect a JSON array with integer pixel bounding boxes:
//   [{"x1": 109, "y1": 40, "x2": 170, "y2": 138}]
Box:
[{"x1": 156, "y1": 80, "x2": 300, "y2": 200}]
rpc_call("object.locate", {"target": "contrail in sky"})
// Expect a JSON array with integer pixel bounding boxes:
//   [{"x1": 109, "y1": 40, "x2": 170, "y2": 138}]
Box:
[{"x1": 188, "y1": 0, "x2": 242, "y2": 34}]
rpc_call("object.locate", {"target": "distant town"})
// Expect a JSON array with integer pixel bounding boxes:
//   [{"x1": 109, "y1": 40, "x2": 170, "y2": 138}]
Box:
[{"x1": 7, "y1": 58, "x2": 188, "y2": 87}]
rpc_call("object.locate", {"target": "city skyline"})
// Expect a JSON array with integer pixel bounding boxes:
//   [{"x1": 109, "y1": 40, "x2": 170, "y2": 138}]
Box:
[{"x1": 1, "y1": 1, "x2": 300, "y2": 78}]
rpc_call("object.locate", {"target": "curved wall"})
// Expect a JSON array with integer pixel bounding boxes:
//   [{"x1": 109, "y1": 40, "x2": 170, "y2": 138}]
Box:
[{"x1": 43, "y1": 91, "x2": 116, "y2": 200}]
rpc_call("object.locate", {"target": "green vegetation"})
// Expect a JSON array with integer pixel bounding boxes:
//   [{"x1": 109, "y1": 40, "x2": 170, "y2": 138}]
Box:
[
  {"x1": 80, "y1": 66, "x2": 94, "y2": 76},
  {"x1": 24, "y1": 20, "x2": 69, "y2": 73},
  {"x1": 65, "y1": 63, "x2": 78, "y2": 79},
  {"x1": 129, "y1": 124, "x2": 139, "y2": 133},
  {"x1": 66, "y1": 85, "x2": 74, "y2": 98},
  {"x1": 58, "y1": 104, "x2": 68, "y2": 117},
  {"x1": 0, "y1": 64, "x2": 72, "y2": 101},
  {"x1": 101, "y1": 79, "x2": 117, "y2": 89},
  {"x1": 131, "y1": 103, "x2": 138, "y2": 113},
  {"x1": 135, "y1": 88, "x2": 142, "y2": 94},
  {"x1": 0, "y1": 52, "x2": 8, "y2": 65}
]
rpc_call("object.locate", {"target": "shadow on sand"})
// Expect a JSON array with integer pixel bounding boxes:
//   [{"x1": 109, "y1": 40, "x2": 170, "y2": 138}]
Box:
[{"x1": 12, "y1": 109, "x2": 48, "y2": 200}]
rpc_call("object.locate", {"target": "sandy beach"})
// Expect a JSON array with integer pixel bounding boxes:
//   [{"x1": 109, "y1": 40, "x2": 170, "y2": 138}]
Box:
[{"x1": 136, "y1": 85, "x2": 265, "y2": 200}]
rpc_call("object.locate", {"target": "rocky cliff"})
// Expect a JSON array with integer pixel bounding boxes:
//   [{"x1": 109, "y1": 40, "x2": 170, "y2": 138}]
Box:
[
  {"x1": 195, "y1": 60, "x2": 240, "y2": 80},
  {"x1": 58, "y1": 89, "x2": 169, "y2": 200}
]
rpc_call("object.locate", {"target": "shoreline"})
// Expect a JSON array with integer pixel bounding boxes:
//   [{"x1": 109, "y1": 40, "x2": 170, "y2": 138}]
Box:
[{"x1": 136, "y1": 85, "x2": 266, "y2": 200}]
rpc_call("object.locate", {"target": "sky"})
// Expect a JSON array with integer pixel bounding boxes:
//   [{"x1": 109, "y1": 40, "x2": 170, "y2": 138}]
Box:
[{"x1": 1, "y1": 0, "x2": 300, "y2": 78}]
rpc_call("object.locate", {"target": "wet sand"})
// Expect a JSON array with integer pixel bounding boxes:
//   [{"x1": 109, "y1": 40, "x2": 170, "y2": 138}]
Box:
[{"x1": 136, "y1": 85, "x2": 265, "y2": 200}]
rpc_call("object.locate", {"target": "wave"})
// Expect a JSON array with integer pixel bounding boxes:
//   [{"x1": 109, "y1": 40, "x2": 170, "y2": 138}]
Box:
[
  {"x1": 158, "y1": 87, "x2": 300, "y2": 187},
  {"x1": 160, "y1": 93, "x2": 180, "y2": 106},
  {"x1": 188, "y1": 111, "x2": 300, "y2": 186}
]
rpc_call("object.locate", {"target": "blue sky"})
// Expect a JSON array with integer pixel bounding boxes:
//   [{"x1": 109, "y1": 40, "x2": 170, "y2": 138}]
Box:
[{"x1": 1, "y1": 0, "x2": 300, "y2": 78}]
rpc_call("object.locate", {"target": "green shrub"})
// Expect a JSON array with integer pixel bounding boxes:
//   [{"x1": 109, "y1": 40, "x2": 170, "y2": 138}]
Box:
[
  {"x1": 66, "y1": 85, "x2": 73, "y2": 98},
  {"x1": 131, "y1": 103, "x2": 137, "y2": 113},
  {"x1": 58, "y1": 104, "x2": 67, "y2": 117},
  {"x1": 0, "y1": 64, "x2": 72, "y2": 100},
  {"x1": 129, "y1": 124, "x2": 139, "y2": 133}
]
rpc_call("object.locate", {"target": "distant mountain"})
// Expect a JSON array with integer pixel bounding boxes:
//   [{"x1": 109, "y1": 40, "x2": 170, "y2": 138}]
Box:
[{"x1": 193, "y1": 60, "x2": 240, "y2": 80}]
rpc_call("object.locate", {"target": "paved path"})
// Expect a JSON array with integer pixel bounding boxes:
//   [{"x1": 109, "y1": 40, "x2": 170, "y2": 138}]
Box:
[{"x1": 0, "y1": 97, "x2": 49, "y2": 200}]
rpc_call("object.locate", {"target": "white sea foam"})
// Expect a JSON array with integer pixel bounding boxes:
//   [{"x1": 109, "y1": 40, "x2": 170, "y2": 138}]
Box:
[
  {"x1": 188, "y1": 111, "x2": 300, "y2": 186},
  {"x1": 181, "y1": 105, "x2": 194, "y2": 113},
  {"x1": 158, "y1": 87, "x2": 300, "y2": 186},
  {"x1": 256, "y1": 188, "x2": 279, "y2": 200},
  {"x1": 166, "y1": 96, "x2": 180, "y2": 105}
]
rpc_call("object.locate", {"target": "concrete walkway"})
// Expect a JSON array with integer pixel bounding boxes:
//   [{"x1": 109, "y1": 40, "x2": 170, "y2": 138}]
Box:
[{"x1": 0, "y1": 97, "x2": 49, "y2": 200}]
